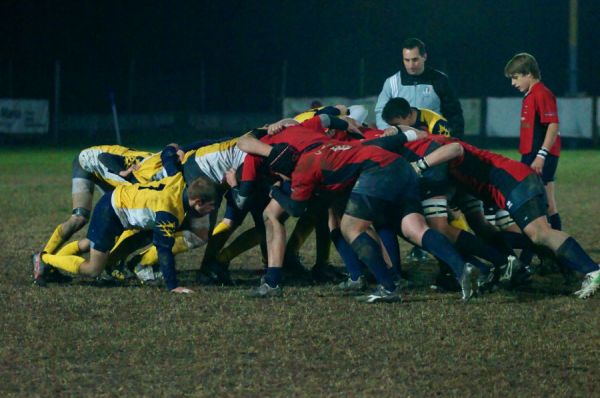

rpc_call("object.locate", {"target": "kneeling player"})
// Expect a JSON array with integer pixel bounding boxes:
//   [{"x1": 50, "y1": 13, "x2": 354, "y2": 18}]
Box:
[
  {"x1": 39, "y1": 145, "x2": 152, "y2": 258},
  {"x1": 32, "y1": 174, "x2": 217, "y2": 293}
]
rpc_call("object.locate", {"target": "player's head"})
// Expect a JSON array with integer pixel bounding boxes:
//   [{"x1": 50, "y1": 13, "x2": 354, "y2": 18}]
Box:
[
  {"x1": 504, "y1": 53, "x2": 541, "y2": 93},
  {"x1": 402, "y1": 38, "x2": 427, "y2": 75},
  {"x1": 187, "y1": 176, "x2": 218, "y2": 215},
  {"x1": 382, "y1": 97, "x2": 413, "y2": 125},
  {"x1": 504, "y1": 53, "x2": 541, "y2": 79},
  {"x1": 266, "y1": 143, "x2": 300, "y2": 178}
]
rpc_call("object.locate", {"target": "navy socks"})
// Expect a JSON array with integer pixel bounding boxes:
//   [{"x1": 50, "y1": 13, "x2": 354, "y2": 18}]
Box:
[
  {"x1": 331, "y1": 228, "x2": 364, "y2": 281},
  {"x1": 421, "y1": 229, "x2": 465, "y2": 278},
  {"x1": 264, "y1": 267, "x2": 282, "y2": 288},
  {"x1": 351, "y1": 232, "x2": 396, "y2": 291},
  {"x1": 455, "y1": 230, "x2": 506, "y2": 267},
  {"x1": 556, "y1": 237, "x2": 598, "y2": 274}
]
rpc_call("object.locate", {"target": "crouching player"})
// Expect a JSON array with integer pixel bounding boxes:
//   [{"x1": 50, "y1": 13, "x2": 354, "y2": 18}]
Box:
[
  {"x1": 39, "y1": 145, "x2": 152, "y2": 258},
  {"x1": 414, "y1": 137, "x2": 600, "y2": 298},
  {"x1": 246, "y1": 117, "x2": 478, "y2": 302},
  {"x1": 32, "y1": 174, "x2": 217, "y2": 293}
]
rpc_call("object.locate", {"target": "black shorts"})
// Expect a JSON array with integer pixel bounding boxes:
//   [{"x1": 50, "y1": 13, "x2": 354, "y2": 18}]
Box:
[
  {"x1": 420, "y1": 164, "x2": 450, "y2": 199},
  {"x1": 352, "y1": 159, "x2": 420, "y2": 202},
  {"x1": 510, "y1": 194, "x2": 548, "y2": 230},
  {"x1": 506, "y1": 173, "x2": 547, "y2": 214},
  {"x1": 521, "y1": 152, "x2": 559, "y2": 184},
  {"x1": 86, "y1": 192, "x2": 125, "y2": 253},
  {"x1": 347, "y1": 158, "x2": 422, "y2": 225}
]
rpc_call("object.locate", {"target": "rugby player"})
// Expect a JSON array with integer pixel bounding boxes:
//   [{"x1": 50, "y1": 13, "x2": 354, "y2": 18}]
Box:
[
  {"x1": 38, "y1": 145, "x2": 153, "y2": 273},
  {"x1": 32, "y1": 174, "x2": 217, "y2": 292},
  {"x1": 412, "y1": 137, "x2": 600, "y2": 299},
  {"x1": 240, "y1": 115, "x2": 478, "y2": 302}
]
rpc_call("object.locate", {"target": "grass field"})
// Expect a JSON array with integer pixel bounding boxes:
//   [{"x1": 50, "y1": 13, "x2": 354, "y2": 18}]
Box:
[{"x1": 1, "y1": 148, "x2": 599, "y2": 397}]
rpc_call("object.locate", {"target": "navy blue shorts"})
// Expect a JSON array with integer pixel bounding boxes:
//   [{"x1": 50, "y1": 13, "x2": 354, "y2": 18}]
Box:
[
  {"x1": 352, "y1": 158, "x2": 420, "y2": 203},
  {"x1": 506, "y1": 173, "x2": 548, "y2": 229},
  {"x1": 510, "y1": 195, "x2": 548, "y2": 230},
  {"x1": 346, "y1": 159, "x2": 422, "y2": 226},
  {"x1": 506, "y1": 173, "x2": 547, "y2": 214},
  {"x1": 520, "y1": 152, "x2": 559, "y2": 184},
  {"x1": 86, "y1": 192, "x2": 125, "y2": 253}
]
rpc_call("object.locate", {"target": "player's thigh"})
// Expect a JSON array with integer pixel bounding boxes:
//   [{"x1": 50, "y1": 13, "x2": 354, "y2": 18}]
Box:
[{"x1": 71, "y1": 182, "x2": 94, "y2": 210}]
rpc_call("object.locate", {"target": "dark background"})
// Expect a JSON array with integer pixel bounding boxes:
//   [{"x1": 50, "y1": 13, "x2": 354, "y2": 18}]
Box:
[{"x1": 2, "y1": 0, "x2": 599, "y2": 114}]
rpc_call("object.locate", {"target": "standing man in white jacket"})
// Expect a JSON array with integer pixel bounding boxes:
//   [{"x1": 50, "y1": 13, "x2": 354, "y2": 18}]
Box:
[{"x1": 375, "y1": 38, "x2": 464, "y2": 138}]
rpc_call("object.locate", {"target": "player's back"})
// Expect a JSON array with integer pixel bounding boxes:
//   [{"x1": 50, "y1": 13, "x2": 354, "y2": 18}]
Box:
[
  {"x1": 112, "y1": 174, "x2": 187, "y2": 229},
  {"x1": 182, "y1": 138, "x2": 246, "y2": 184},
  {"x1": 294, "y1": 140, "x2": 399, "y2": 188}
]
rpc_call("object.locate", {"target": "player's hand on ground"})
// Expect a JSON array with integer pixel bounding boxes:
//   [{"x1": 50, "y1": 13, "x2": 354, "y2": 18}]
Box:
[
  {"x1": 171, "y1": 287, "x2": 195, "y2": 294},
  {"x1": 531, "y1": 157, "x2": 544, "y2": 175},
  {"x1": 225, "y1": 168, "x2": 238, "y2": 188}
]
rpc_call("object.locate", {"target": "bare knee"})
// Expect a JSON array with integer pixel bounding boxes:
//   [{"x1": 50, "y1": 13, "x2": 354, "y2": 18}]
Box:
[
  {"x1": 401, "y1": 214, "x2": 429, "y2": 245},
  {"x1": 340, "y1": 216, "x2": 369, "y2": 243},
  {"x1": 524, "y1": 222, "x2": 549, "y2": 246}
]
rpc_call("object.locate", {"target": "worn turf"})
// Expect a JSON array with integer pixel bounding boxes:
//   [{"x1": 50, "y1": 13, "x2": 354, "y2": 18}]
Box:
[{"x1": 1, "y1": 148, "x2": 599, "y2": 396}]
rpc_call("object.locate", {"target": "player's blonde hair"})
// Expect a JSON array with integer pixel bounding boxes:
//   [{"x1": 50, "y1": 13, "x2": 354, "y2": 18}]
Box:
[{"x1": 504, "y1": 53, "x2": 541, "y2": 79}]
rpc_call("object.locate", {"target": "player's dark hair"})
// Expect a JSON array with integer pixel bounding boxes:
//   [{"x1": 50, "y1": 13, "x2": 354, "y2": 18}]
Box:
[
  {"x1": 188, "y1": 176, "x2": 218, "y2": 203},
  {"x1": 382, "y1": 97, "x2": 412, "y2": 123},
  {"x1": 504, "y1": 53, "x2": 541, "y2": 79},
  {"x1": 402, "y1": 38, "x2": 426, "y2": 56}
]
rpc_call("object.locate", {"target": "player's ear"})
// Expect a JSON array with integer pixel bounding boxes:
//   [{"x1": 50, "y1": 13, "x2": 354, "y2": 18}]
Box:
[{"x1": 189, "y1": 197, "x2": 200, "y2": 208}]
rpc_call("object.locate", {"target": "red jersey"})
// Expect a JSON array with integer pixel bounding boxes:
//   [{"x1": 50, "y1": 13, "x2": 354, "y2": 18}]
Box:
[
  {"x1": 240, "y1": 117, "x2": 331, "y2": 183},
  {"x1": 290, "y1": 141, "x2": 400, "y2": 201},
  {"x1": 321, "y1": 126, "x2": 384, "y2": 142},
  {"x1": 520, "y1": 82, "x2": 560, "y2": 156},
  {"x1": 401, "y1": 137, "x2": 442, "y2": 160},
  {"x1": 448, "y1": 140, "x2": 534, "y2": 209}
]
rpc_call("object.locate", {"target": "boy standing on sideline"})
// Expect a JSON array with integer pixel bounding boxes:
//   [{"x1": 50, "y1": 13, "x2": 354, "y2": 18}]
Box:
[{"x1": 504, "y1": 53, "x2": 562, "y2": 234}]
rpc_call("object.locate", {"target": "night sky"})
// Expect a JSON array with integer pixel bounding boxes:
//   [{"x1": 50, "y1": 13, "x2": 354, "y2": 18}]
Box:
[{"x1": 3, "y1": 0, "x2": 600, "y2": 113}]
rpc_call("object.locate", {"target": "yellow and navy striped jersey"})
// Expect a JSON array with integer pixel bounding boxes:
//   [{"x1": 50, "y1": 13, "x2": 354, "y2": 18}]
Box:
[
  {"x1": 414, "y1": 109, "x2": 451, "y2": 137},
  {"x1": 181, "y1": 138, "x2": 246, "y2": 184},
  {"x1": 132, "y1": 152, "x2": 168, "y2": 184},
  {"x1": 111, "y1": 173, "x2": 187, "y2": 231},
  {"x1": 78, "y1": 145, "x2": 153, "y2": 188}
]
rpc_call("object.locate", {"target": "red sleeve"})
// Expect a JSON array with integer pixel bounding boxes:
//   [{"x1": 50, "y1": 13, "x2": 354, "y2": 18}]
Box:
[
  {"x1": 535, "y1": 89, "x2": 559, "y2": 124},
  {"x1": 300, "y1": 116, "x2": 327, "y2": 134},
  {"x1": 361, "y1": 128, "x2": 383, "y2": 140},
  {"x1": 290, "y1": 162, "x2": 318, "y2": 202},
  {"x1": 241, "y1": 154, "x2": 263, "y2": 182}
]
